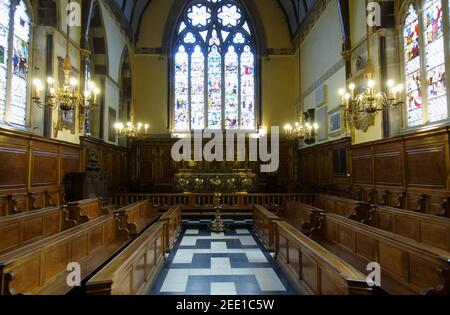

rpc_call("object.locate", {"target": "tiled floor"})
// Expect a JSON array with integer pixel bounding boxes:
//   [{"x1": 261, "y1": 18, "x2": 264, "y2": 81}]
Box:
[{"x1": 150, "y1": 223, "x2": 298, "y2": 295}]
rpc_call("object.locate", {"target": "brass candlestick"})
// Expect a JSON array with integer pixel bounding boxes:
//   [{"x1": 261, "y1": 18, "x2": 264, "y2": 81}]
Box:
[{"x1": 209, "y1": 177, "x2": 228, "y2": 233}]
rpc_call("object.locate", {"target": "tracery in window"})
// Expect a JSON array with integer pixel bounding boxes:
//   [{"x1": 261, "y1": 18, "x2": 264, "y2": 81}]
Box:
[{"x1": 173, "y1": 0, "x2": 257, "y2": 131}]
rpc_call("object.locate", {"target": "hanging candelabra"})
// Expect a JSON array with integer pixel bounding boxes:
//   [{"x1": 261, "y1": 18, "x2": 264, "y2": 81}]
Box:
[
  {"x1": 337, "y1": 23, "x2": 403, "y2": 132},
  {"x1": 284, "y1": 115, "x2": 319, "y2": 140},
  {"x1": 32, "y1": 6, "x2": 100, "y2": 114},
  {"x1": 114, "y1": 102, "x2": 150, "y2": 138}
]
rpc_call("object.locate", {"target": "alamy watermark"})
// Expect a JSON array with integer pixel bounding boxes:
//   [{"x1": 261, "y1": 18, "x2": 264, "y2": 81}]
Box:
[{"x1": 171, "y1": 127, "x2": 280, "y2": 173}]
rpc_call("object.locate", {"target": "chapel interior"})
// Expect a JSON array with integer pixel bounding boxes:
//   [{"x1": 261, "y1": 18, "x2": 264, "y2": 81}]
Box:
[{"x1": 0, "y1": 0, "x2": 449, "y2": 296}]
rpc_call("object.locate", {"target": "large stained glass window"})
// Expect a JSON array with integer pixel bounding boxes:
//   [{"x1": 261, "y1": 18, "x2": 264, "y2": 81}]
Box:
[
  {"x1": 173, "y1": 0, "x2": 257, "y2": 131},
  {"x1": 404, "y1": 4, "x2": 423, "y2": 127},
  {"x1": 0, "y1": 0, "x2": 31, "y2": 127},
  {"x1": 403, "y1": 1, "x2": 448, "y2": 127},
  {"x1": 10, "y1": 0, "x2": 30, "y2": 126},
  {"x1": 0, "y1": 0, "x2": 10, "y2": 121}
]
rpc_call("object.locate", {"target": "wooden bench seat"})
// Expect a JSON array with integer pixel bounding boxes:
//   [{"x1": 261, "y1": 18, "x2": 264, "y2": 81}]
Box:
[
  {"x1": 366, "y1": 205, "x2": 450, "y2": 252},
  {"x1": 63, "y1": 198, "x2": 109, "y2": 229},
  {"x1": 275, "y1": 221, "x2": 372, "y2": 295},
  {"x1": 315, "y1": 194, "x2": 371, "y2": 222},
  {"x1": 114, "y1": 201, "x2": 159, "y2": 237},
  {"x1": 0, "y1": 214, "x2": 130, "y2": 295},
  {"x1": 158, "y1": 206, "x2": 182, "y2": 251},
  {"x1": 253, "y1": 205, "x2": 280, "y2": 250},
  {"x1": 0, "y1": 206, "x2": 63, "y2": 255},
  {"x1": 277, "y1": 201, "x2": 325, "y2": 236},
  {"x1": 311, "y1": 213, "x2": 450, "y2": 295},
  {"x1": 84, "y1": 222, "x2": 166, "y2": 295}
]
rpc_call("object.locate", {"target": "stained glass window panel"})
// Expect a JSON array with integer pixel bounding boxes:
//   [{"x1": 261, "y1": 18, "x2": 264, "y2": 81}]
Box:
[
  {"x1": 174, "y1": 46, "x2": 189, "y2": 130},
  {"x1": 404, "y1": 5, "x2": 423, "y2": 127},
  {"x1": 191, "y1": 46, "x2": 205, "y2": 129},
  {"x1": 208, "y1": 46, "x2": 222, "y2": 129},
  {"x1": 423, "y1": 0, "x2": 447, "y2": 122},
  {"x1": 9, "y1": 75, "x2": 27, "y2": 125},
  {"x1": 224, "y1": 46, "x2": 238, "y2": 129},
  {"x1": 0, "y1": 0, "x2": 9, "y2": 121},
  {"x1": 173, "y1": 0, "x2": 257, "y2": 132},
  {"x1": 9, "y1": 0, "x2": 29, "y2": 126},
  {"x1": 240, "y1": 46, "x2": 255, "y2": 129}
]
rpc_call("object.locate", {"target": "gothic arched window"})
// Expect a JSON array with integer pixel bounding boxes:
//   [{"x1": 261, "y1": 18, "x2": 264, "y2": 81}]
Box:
[
  {"x1": 172, "y1": 0, "x2": 258, "y2": 132},
  {"x1": 402, "y1": 0, "x2": 447, "y2": 127},
  {"x1": 0, "y1": 0, "x2": 30, "y2": 127}
]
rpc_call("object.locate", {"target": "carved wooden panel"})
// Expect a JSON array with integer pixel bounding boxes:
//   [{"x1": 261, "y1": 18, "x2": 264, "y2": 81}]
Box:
[
  {"x1": 31, "y1": 141, "x2": 59, "y2": 187},
  {"x1": 0, "y1": 137, "x2": 28, "y2": 189},
  {"x1": 405, "y1": 147, "x2": 447, "y2": 188}
]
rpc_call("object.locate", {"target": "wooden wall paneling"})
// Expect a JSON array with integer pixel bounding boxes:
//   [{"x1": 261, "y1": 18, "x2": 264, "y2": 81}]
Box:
[
  {"x1": 351, "y1": 145, "x2": 374, "y2": 186},
  {"x1": 404, "y1": 129, "x2": 450, "y2": 189},
  {"x1": 0, "y1": 131, "x2": 29, "y2": 193},
  {"x1": 374, "y1": 139, "x2": 405, "y2": 187}
]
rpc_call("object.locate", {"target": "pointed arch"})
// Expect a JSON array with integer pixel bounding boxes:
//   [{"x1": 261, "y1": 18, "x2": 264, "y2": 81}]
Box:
[{"x1": 169, "y1": 0, "x2": 262, "y2": 132}]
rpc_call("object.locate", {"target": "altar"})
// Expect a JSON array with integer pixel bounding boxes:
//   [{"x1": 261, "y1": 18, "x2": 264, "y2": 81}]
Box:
[{"x1": 174, "y1": 169, "x2": 257, "y2": 193}]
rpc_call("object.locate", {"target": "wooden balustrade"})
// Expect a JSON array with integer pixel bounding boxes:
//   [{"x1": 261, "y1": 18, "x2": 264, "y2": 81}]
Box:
[
  {"x1": 111, "y1": 193, "x2": 316, "y2": 211},
  {"x1": 252, "y1": 205, "x2": 280, "y2": 250},
  {"x1": 158, "y1": 206, "x2": 182, "y2": 251},
  {"x1": 274, "y1": 221, "x2": 372, "y2": 295},
  {"x1": 85, "y1": 222, "x2": 165, "y2": 295}
]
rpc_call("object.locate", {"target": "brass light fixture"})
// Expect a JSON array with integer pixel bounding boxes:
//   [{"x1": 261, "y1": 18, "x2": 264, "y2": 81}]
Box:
[
  {"x1": 284, "y1": 114, "x2": 318, "y2": 140},
  {"x1": 114, "y1": 102, "x2": 150, "y2": 138},
  {"x1": 32, "y1": 1, "x2": 99, "y2": 115},
  {"x1": 338, "y1": 24, "x2": 403, "y2": 132}
]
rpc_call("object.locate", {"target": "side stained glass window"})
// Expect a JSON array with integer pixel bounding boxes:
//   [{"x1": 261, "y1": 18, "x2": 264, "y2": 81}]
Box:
[
  {"x1": 423, "y1": 0, "x2": 446, "y2": 123},
  {"x1": 173, "y1": 0, "x2": 257, "y2": 131},
  {"x1": 0, "y1": 0, "x2": 10, "y2": 121},
  {"x1": 404, "y1": 4, "x2": 423, "y2": 127},
  {"x1": 403, "y1": 1, "x2": 448, "y2": 128},
  {"x1": 0, "y1": 0, "x2": 31, "y2": 127}
]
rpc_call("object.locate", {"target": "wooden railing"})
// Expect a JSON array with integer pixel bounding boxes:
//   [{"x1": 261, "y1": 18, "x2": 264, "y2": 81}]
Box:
[{"x1": 110, "y1": 193, "x2": 316, "y2": 210}]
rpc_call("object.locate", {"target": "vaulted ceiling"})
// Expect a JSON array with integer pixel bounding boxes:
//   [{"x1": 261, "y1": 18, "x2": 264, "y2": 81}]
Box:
[{"x1": 106, "y1": 0, "x2": 318, "y2": 42}]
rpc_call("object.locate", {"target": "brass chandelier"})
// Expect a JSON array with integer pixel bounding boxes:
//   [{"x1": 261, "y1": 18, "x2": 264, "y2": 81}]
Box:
[
  {"x1": 32, "y1": 14, "x2": 99, "y2": 113},
  {"x1": 114, "y1": 102, "x2": 149, "y2": 138},
  {"x1": 338, "y1": 27, "x2": 403, "y2": 132},
  {"x1": 284, "y1": 115, "x2": 318, "y2": 140}
]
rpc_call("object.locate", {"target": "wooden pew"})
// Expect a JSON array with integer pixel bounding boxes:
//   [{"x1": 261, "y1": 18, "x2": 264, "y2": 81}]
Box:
[
  {"x1": 275, "y1": 221, "x2": 372, "y2": 295},
  {"x1": 0, "y1": 214, "x2": 129, "y2": 295},
  {"x1": 368, "y1": 205, "x2": 450, "y2": 252},
  {"x1": 315, "y1": 194, "x2": 372, "y2": 222},
  {"x1": 63, "y1": 198, "x2": 109, "y2": 229},
  {"x1": 84, "y1": 222, "x2": 166, "y2": 295},
  {"x1": 158, "y1": 206, "x2": 182, "y2": 251},
  {"x1": 252, "y1": 205, "x2": 280, "y2": 250},
  {"x1": 312, "y1": 213, "x2": 450, "y2": 295},
  {"x1": 276, "y1": 201, "x2": 325, "y2": 236},
  {"x1": 0, "y1": 206, "x2": 63, "y2": 255},
  {"x1": 114, "y1": 201, "x2": 159, "y2": 237}
]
